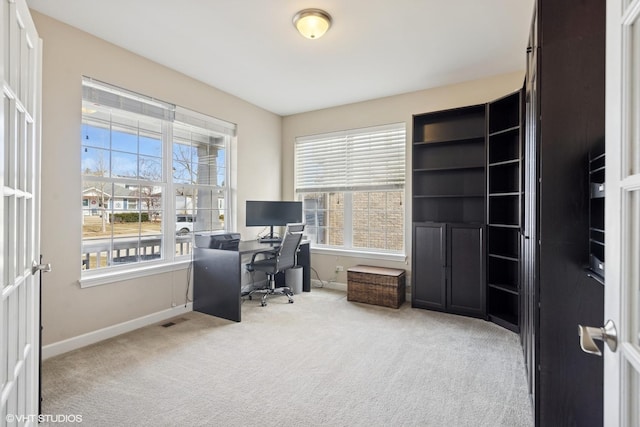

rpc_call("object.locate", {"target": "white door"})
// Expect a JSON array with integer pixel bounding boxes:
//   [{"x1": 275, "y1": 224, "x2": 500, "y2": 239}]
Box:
[
  {"x1": 0, "y1": 0, "x2": 42, "y2": 424},
  {"x1": 605, "y1": 0, "x2": 640, "y2": 425}
]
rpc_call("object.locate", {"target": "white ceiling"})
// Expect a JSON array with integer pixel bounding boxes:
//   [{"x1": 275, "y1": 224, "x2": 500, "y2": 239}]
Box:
[{"x1": 26, "y1": 0, "x2": 535, "y2": 116}]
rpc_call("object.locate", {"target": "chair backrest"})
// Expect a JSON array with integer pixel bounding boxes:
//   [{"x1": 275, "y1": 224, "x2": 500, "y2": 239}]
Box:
[{"x1": 275, "y1": 223, "x2": 304, "y2": 271}]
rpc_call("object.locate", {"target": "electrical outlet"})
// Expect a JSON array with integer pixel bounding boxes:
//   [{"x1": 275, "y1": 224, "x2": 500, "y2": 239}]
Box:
[{"x1": 335, "y1": 265, "x2": 344, "y2": 272}]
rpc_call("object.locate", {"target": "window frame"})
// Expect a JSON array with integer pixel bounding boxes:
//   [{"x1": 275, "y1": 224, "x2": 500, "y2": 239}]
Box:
[
  {"x1": 297, "y1": 190, "x2": 407, "y2": 261},
  {"x1": 79, "y1": 78, "x2": 235, "y2": 287},
  {"x1": 295, "y1": 123, "x2": 407, "y2": 258}
]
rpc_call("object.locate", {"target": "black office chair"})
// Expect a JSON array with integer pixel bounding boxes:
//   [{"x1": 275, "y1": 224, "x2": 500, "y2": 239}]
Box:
[{"x1": 248, "y1": 223, "x2": 305, "y2": 306}]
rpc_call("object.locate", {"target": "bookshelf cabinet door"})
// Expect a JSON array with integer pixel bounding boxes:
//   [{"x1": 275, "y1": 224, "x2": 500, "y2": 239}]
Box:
[
  {"x1": 411, "y1": 223, "x2": 446, "y2": 311},
  {"x1": 447, "y1": 224, "x2": 486, "y2": 318}
]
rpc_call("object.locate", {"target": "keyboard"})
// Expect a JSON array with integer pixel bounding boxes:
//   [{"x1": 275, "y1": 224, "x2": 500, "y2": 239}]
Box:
[{"x1": 259, "y1": 237, "x2": 281, "y2": 244}]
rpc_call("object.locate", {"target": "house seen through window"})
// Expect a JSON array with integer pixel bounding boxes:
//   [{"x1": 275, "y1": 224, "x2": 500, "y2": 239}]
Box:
[{"x1": 81, "y1": 78, "x2": 234, "y2": 273}]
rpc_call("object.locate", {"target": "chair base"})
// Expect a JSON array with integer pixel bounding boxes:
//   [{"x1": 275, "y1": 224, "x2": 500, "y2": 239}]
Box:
[
  {"x1": 247, "y1": 274, "x2": 294, "y2": 306},
  {"x1": 248, "y1": 286, "x2": 294, "y2": 306}
]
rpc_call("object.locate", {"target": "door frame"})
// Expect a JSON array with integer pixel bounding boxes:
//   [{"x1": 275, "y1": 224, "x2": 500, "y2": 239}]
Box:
[
  {"x1": 0, "y1": 0, "x2": 43, "y2": 421},
  {"x1": 604, "y1": 0, "x2": 640, "y2": 425}
]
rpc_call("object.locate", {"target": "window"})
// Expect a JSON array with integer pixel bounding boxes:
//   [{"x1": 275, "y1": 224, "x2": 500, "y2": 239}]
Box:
[
  {"x1": 295, "y1": 123, "x2": 406, "y2": 253},
  {"x1": 81, "y1": 78, "x2": 235, "y2": 274},
  {"x1": 172, "y1": 120, "x2": 227, "y2": 247}
]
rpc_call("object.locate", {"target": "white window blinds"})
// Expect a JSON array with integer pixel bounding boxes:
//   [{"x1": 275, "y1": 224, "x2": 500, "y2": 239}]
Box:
[
  {"x1": 82, "y1": 77, "x2": 175, "y2": 121},
  {"x1": 82, "y1": 77, "x2": 237, "y2": 137},
  {"x1": 295, "y1": 123, "x2": 406, "y2": 193}
]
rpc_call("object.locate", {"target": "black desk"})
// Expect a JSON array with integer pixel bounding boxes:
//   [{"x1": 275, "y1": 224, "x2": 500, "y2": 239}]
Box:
[{"x1": 193, "y1": 240, "x2": 310, "y2": 322}]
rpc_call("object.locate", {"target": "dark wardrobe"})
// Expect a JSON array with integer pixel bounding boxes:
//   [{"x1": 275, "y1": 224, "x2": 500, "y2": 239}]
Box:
[{"x1": 522, "y1": 0, "x2": 606, "y2": 425}]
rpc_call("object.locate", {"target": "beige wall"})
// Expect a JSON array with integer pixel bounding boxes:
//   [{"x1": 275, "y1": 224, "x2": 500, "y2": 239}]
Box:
[
  {"x1": 282, "y1": 71, "x2": 525, "y2": 285},
  {"x1": 32, "y1": 11, "x2": 282, "y2": 345},
  {"x1": 34, "y1": 7, "x2": 525, "y2": 347}
]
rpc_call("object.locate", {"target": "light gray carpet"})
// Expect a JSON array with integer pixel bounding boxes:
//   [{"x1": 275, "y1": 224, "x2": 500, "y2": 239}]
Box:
[{"x1": 41, "y1": 288, "x2": 533, "y2": 427}]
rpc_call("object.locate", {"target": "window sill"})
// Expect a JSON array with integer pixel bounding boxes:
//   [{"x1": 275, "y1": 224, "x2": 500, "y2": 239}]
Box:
[
  {"x1": 79, "y1": 258, "x2": 192, "y2": 288},
  {"x1": 310, "y1": 246, "x2": 407, "y2": 263}
]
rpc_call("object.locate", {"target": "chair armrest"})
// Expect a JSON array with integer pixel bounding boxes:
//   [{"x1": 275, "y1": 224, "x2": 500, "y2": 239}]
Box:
[{"x1": 250, "y1": 249, "x2": 278, "y2": 263}]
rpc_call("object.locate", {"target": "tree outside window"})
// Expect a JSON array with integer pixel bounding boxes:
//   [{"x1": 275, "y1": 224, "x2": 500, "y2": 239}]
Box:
[{"x1": 81, "y1": 78, "x2": 233, "y2": 272}]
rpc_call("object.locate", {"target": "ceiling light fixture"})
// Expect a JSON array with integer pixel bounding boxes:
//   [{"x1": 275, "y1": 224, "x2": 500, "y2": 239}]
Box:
[{"x1": 293, "y1": 8, "x2": 332, "y2": 40}]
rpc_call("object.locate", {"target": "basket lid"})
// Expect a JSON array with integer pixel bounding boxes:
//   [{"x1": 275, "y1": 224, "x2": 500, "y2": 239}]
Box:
[{"x1": 347, "y1": 265, "x2": 405, "y2": 277}]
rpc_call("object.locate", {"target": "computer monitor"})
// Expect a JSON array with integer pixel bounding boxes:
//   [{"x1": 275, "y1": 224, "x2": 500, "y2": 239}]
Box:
[{"x1": 246, "y1": 200, "x2": 302, "y2": 240}]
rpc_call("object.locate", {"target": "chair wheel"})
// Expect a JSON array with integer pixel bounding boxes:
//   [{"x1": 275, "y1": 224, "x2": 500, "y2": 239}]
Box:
[
  {"x1": 261, "y1": 301, "x2": 267, "y2": 307},
  {"x1": 289, "y1": 300, "x2": 294, "y2": 304},
  {"x1": 248, "y1": 295, "x2": 252, "y2": 300}
]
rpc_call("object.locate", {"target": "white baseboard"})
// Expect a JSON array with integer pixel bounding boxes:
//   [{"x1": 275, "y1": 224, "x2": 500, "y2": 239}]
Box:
[
  {"x1": 42, "y1": 303, "x2": 193, "y2": 360},
  {"x1": 311, "y1": 279, "x2": 347, "y2": 292}
]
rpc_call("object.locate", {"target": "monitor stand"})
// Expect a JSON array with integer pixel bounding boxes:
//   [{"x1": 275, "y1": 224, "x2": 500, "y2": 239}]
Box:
[{"x1": 259, "y1": 226, "x2": 281, "y2": 243}]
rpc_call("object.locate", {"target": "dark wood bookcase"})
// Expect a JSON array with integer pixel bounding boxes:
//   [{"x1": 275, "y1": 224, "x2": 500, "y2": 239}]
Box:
[
  {"x1": 486, "y1": 91, "x2": 522, "y2": 332},
  {"x1": 411, "y1": 99, "x2": 523, "y2": 326},
  {"x1": 412, "y1": 105, "x2": 486, "y2": 224},
  {"x1": 411, "y1": 105, "x2": 486, "y2": 319}
]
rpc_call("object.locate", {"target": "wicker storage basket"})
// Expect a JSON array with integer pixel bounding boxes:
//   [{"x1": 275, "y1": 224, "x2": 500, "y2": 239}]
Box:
[{"x1": 347, "y1": 265, "x2": 406, "y2": 308}]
